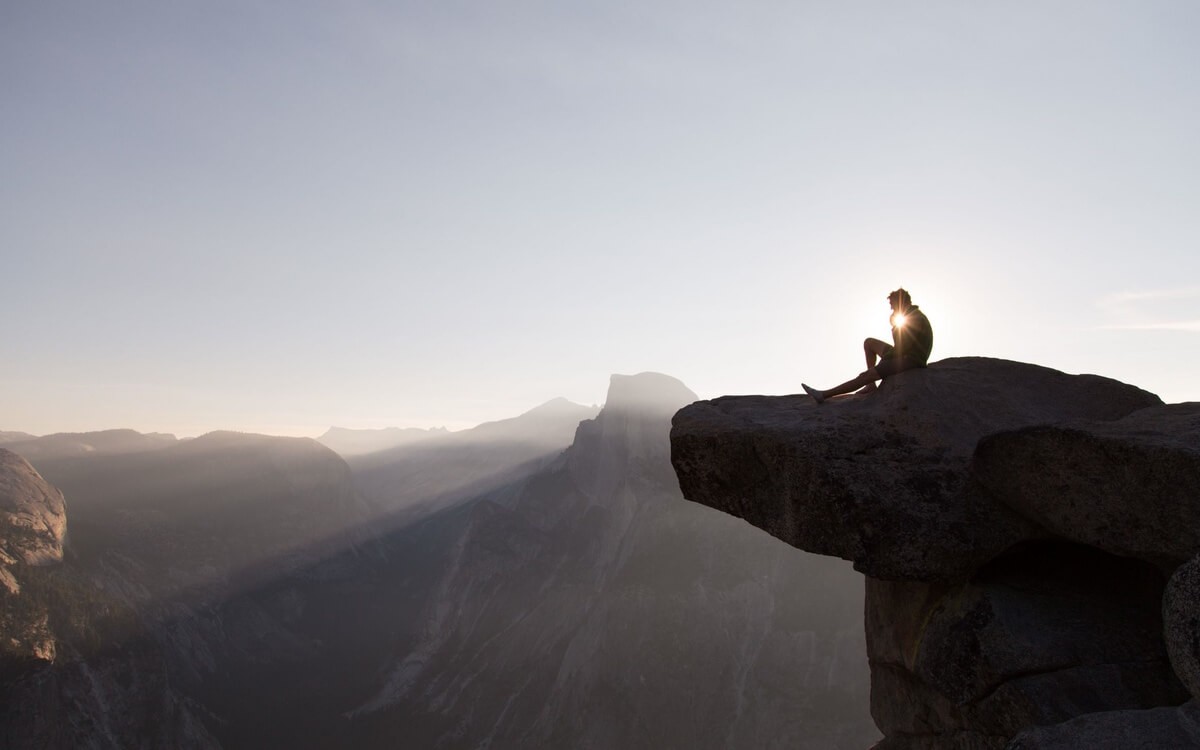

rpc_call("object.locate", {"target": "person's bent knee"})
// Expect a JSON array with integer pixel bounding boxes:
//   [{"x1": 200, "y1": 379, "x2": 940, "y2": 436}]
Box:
[{"x1": 864, "y1": 338, "x2": 890, "y2": 354}]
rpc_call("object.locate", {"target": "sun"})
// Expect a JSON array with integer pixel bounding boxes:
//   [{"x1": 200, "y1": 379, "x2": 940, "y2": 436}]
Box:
[{"x1": 891, "y1": 312, "x2": 908, "y2": 329}]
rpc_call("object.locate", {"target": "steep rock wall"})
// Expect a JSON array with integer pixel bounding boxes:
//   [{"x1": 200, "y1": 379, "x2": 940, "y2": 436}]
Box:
[{"x1": 670, "y1": 358, "x2": 1200, "y2": 748}]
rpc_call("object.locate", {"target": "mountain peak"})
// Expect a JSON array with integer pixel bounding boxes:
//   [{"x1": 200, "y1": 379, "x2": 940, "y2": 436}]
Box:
[
  {"x1": 519, "y1": 397, "x2": 592, "y2": 418},
  {"x1": 603, "y1": 372, "x2": 697, "y2": 414}
]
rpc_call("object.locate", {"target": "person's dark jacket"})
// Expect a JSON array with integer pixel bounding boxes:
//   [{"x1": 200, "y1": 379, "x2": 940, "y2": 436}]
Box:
[{"x1": 892, "y1": 305, "x2": 933, "y2": 365}]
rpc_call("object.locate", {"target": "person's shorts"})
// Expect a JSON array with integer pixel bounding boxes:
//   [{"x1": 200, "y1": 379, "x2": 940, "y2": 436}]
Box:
[{"x1": 876, "y1": 355, "x2": 925, "y2": 378}]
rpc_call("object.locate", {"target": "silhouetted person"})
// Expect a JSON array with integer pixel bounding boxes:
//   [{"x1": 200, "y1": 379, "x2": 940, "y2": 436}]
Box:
[{"x1": 802, "y1": 288, "x2": 933, "y2": 404}]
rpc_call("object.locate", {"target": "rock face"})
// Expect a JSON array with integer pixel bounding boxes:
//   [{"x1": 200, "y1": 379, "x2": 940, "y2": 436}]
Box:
[
  {"x1": 1006, "y1": 702, "x2": 1200, "y2": 749},
  {"x1": 0, "y1": 449, "x2": 68, "y2": 674},
  {"x1": 349, "y1": 373, "x2": 878, "y2": 749},
  {"x1": 1166, "y1": 555, "x2": 1200, "y2": 702},
  {"x1": 0, "y1": 449, "x2": 66, "y2": 570},
  {"x1": 671, "y1": 357, "x2": 1161, "y2": 583},
  {"x1": 670, "y1": 357, "x2": 1200, "y2": 748},
  {"x1": 974, "y1": 403, "x2": 1200, "y2": 567}
]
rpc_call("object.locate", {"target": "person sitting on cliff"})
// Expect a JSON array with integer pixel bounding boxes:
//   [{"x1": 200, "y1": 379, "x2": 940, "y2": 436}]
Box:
[{"x1": 802, "y1": 288, "x2": 933, "y2": 404}]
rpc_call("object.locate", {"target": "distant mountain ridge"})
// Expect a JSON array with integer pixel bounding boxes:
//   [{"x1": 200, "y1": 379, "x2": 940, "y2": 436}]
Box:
[
  {"x1": 318, "y1": 397, "x2": 597, "y2": 459},
  {"x1": 0, "y1": 376, "x2": 875, "y2": 748},
  {"x1": 348, "y1": 397, "x2": 600, "y2": 525},
  {"x1": 317, "y1": 425, "x2": 450, "y2": 457},
  {"x1": 14, "y1": 430, "x2": 370, "y2": 599},
  {"x1": 2, "y1": 429, "x2": 177, "y2": 460},
  {"x1": 0, "y1": 428, "x2": 379, "y2": 747}
]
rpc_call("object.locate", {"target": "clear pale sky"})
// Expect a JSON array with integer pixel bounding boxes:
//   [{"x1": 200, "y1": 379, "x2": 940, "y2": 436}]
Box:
[{"x1": 4, "y1": 2, "x2": 1198, "y2": 437}]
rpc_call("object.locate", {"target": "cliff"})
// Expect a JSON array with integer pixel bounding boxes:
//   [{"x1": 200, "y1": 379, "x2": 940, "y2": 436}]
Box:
[
  {"x1": 0, "y1": 449, "x2": 66, "y2": 572},
  {"x1": 0, "y1": 448, "x2": 67, "y2": 670},
  {"x1": 670, "y1": 357, "x2": 1200, "y2": 748},
  {"x1": 349, "y1": 372, "x2": 877, "y2": 749}
]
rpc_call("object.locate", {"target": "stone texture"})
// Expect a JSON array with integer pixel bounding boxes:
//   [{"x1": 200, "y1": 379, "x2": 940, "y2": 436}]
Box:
[
  {"x1": 0, "y1": 448, "x2": 66, "y2": 567},
  {"x1": 865, "y1": 542, "x2": 1184, "y2": 745},
  {"x1": 1006, "y1": 701, "x2": 1200, "y2": 749},
  {"x1": 975, "y1": 403, "x2": 1200, "y2": 566},
  {"x1": 914, "y1": 542, "x2": 1175, "y2": 708},
  {"x1": 0, "y1": 449, "x2": 67, "y2": 675},
  {"x1": 871, "y1": 731, "x2": 1007, "y2": 750},
  {"x1": 1166, "y1": 554, "x2": 1200, "y2": 702},
  {"x1": 670, "y1": 357, "x2": 1160, "y2": 582}
]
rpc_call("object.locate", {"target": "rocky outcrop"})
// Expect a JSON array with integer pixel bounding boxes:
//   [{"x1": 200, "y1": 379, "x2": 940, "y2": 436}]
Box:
[
  {"x1": 866, "y1": 544, "x2": 1184, "y2": 748},
  {"x1": 670, "y1": 357, "x2": 1200, "y2": 748},
  {"x1": 1166, "y1": 555, "x2": 1200, "y2": 701},
  {"x1": 671, "y1": 358, "x2": 1160, "y2": 583},
  {"x1": 974, "y1": 403, "x2": 1200, "y2": 567},
  {"x1": 0, "y1": 449, "x2": 68, "y2": 673},
  {"x1": 0, "y1": 448, "x2": 66, "y2": 571}
]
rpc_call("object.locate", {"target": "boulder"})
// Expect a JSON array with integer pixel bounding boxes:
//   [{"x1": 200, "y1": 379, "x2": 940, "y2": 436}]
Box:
[
  {"x1": 1166, "y1": 554, "x2": 1200, "y2": 702},
  {"x1": 670, "y1": 357, "x2": 1160, "y2": 582},
  {"x1": 974, "y1": 403, "x2": 1200, "y2": 566},
  {"x1": 911, "y1": 542, "x2": 1175, "y2": 708},
  {"x1": 865, "y1": 542, "x2": 1184, "y2": 744}
]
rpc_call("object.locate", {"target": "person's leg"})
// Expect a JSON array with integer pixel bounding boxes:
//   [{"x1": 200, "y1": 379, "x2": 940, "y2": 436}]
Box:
[
  {"x1": 858, "y1": 339, "x2": 891, "y2": 394},
  {"x1": 801, "y1": 339, "x2": 892, "y2": 404},
  {"x1": 824, "y1": 368, "x2": 881, "y2": 399},
  {"x1": 864, "y1": 338, "x2": 890, "y2": 370},
  {"x1": 803, "y1": 366, "x2": 880, "y2": 404}
]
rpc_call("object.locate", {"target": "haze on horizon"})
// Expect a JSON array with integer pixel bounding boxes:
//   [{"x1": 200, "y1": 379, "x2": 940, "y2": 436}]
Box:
[{"x1": 4, "y1": 2, "x2": 1199, "y2": 438}]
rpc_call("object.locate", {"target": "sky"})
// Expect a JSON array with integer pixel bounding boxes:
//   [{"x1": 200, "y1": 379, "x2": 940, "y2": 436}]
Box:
[{"x1": 3, "y1": 1, "x2": 1199, "y2": 437}]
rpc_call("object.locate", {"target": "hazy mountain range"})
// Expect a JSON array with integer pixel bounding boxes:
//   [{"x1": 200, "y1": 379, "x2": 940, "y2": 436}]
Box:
[
  {"x1": 317, "y1": 425, "x2": 450, "y2": 457},
  {"x1": 343, "y1": 397, "x2": 601, "y2": 528},
  {"x1": 0, "y1": 373, "x2": 875, "y2": 748}
]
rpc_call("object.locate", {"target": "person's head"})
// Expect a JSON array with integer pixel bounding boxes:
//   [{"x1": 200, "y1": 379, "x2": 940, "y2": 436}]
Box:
[{"x1": 887, "y1": 288, "x2": 912, "y2": 312}]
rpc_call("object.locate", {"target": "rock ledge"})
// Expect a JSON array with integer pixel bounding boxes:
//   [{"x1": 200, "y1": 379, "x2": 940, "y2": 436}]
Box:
[{"x1": 670, "y1": 358, "x2": 1200, "y2": 749}]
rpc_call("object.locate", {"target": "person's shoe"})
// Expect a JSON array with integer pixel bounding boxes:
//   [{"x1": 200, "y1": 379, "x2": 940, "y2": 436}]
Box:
[{"x1": 802, "y1": 384, "x2": 825, "y2": 404}]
